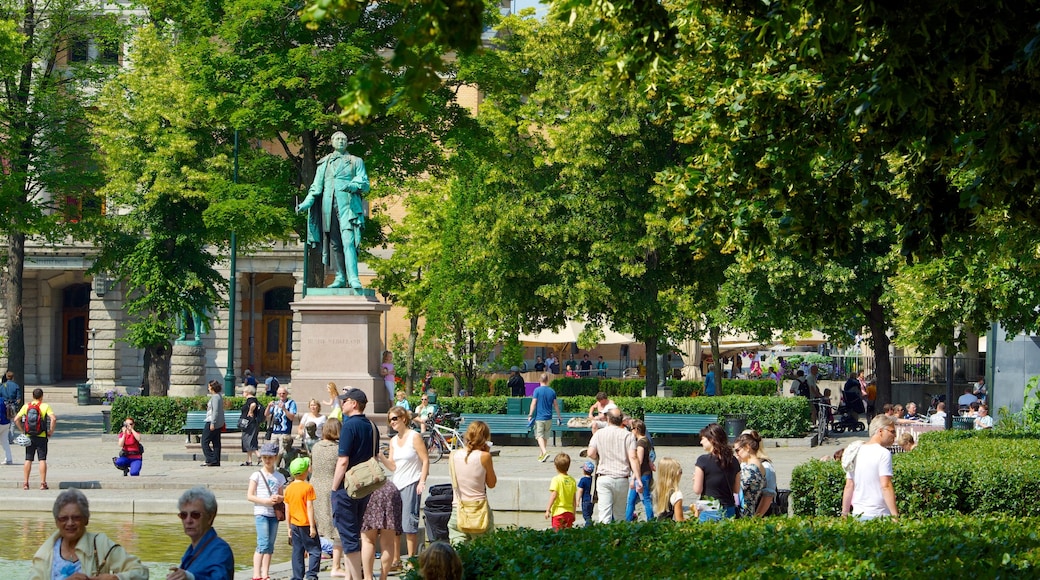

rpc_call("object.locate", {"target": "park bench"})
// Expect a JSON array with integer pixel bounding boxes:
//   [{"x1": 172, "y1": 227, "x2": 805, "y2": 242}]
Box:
[
  {"x1": 182, "y1": 410, "x2": 240, "y2": 443},
  {"x1": 643, "y1": 413, "x2": 718, "y2": 437},
  {"x1": 550, "y1": 412, "x2": 594, "y2": 445},
  {"x1": 458, "y1": 414, "x2": 532, "y2": 440}
]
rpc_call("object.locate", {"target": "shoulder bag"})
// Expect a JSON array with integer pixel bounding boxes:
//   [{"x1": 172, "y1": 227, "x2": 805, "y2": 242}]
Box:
[
  {"x1": 449, "y1": 450, "x2": 490, "y2": 534},
  {"x1": 258, "y1": 471, "x2": 286, "y2": 521},
  {"x1": 343, "y1": 421, "x2": 387, "y2": 499}
]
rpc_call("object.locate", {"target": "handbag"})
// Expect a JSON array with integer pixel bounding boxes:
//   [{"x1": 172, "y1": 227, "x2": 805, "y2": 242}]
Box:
[
  {"x1": 343, "y1": 422, "x2": 387, "y2": 499},
  {"x1": 258, "y1": 470, "x2": 286, "y2": 521},
  {"x1": 238, "y1": 417, "x2": 251, "y2": 430},
  {"x1": 449, "y1": 450, "x2": 490, "y2": 534}
]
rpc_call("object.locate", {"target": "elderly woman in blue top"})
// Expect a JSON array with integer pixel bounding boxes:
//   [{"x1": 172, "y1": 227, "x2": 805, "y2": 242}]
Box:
[
  {"x1": 167, "y1": 486, "x2": 234, "y2": 580},
  {"x1": 30, "y1": 489, "x2": 148, "y2": 580}
]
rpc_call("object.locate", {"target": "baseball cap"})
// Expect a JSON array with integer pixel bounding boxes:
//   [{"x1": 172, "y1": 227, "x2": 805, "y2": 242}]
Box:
[
  {"x1": 509, "y1": 366, "x2": 520, "y2": 372},
  {"x1": 259, "y1": 442, "x2": 279, "y2": 456},
  {"x1": 289, "y1": 457, "x2": 311, "y2": 476},
  {"x1": 339, "y1": 388, "x2": 368, "y2": 404},
  {"x1": 583, "y1": 461, "x2": 594, "y2": 473}
]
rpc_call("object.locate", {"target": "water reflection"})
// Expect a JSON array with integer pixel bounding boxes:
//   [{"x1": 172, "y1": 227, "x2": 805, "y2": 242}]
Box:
[{"x1": 0, "y1": 512, "x2": 290, "y2": 573}]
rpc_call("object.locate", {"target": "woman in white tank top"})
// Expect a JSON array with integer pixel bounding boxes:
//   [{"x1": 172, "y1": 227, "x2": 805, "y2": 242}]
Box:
[{"x1": 377, "y1": 405, "x2": 429, "y2": 572}]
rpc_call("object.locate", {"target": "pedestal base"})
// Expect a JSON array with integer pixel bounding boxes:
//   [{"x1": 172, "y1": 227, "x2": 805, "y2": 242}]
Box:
[
  {"x1": 291, "y1": 293, "x2": 391, "y2": 413},
  {"x1": 170, "y1": 343, "x2": 207, "y2": 397}
]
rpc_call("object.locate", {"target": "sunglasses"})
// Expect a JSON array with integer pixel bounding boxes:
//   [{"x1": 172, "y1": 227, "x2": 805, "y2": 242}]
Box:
[
  {"x1": 178, "y1": 511, "x2": 204, "y2": 521},
  {"x1": 57, "y1": 515, "x2": 84, "y2": 524},
  {"x1": 389, "y1": 416, "x2": 400, "y2": 423}
]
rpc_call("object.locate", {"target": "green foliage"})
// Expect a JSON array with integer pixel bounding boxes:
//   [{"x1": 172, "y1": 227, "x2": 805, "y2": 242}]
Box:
[
  {"x1": 109, "y1": 395, "x2": 274, "y2": 434},
  {"x1": 548, "y1": 378, "x2": 644, "y2": 397},
  {"x1": 667, "y1": 379, "x2": 779, "y2": 397},
  {"x1": 995, "y1": 375, "x2": 1040, "y2": 435},
  {"x1": 791, "y1": 432, "x2": 1040, "y2": 517},
  {"x1": 398, "y1": 516, "x2": 1040, "y2": 579}
]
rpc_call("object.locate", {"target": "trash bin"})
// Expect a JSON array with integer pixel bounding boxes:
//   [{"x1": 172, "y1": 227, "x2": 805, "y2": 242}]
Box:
[
  {"x1": 77, "y1": 384, "x2": 92, "y2": 406},
  {"x1": 724, "y1": 414, "x2": 748, "y2": 442},
  {"x1": 101, "y1": 409, "x2": 112, "y2": 433}
]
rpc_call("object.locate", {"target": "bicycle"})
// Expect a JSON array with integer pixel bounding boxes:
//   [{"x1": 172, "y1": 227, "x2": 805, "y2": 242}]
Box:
[{"x1": 422, "y1": 411, "x2": 461, "y2": 464}]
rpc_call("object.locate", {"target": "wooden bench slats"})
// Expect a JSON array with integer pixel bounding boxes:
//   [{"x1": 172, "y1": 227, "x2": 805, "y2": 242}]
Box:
[
  {"x1": 458, "y1": 414, "x2": 532, "y2": 438},
  {"x1": 182, "y1": 410, "x2": 241, "y2": 443}
]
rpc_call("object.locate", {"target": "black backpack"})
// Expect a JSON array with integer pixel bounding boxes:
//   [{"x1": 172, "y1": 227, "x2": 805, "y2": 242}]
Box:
[
  {"x1": 266, "y1": 376, "x2": 280, "y2": 396},
  {"x1": 796, "y1": 379, "x2": 810, "y2": 398}
]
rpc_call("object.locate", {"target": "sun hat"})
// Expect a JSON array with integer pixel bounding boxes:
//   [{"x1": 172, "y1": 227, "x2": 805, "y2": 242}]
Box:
[
  {"x1": 582, "y1": 461, "x2": 595, "y2": 474},
  {"x1": 259, "y1": 442, "x2": 279, "y2": 456}
]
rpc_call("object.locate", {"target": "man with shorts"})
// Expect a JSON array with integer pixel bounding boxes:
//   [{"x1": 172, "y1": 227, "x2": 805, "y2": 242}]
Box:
[
  {"x1": 529, "y1": 374, "x2": 562, "y2": 463},
  {"x1": 14, "y1": 388, "x2": 57, "y2": 490},
  {"x1": 332, "y1": 388, "x2": 376, "y2": 580}
]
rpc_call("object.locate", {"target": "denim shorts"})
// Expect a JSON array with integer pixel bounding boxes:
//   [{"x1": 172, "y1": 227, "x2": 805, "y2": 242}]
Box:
[{"x1": 255, "y1": 515, "x2": 279, "y2": 554}]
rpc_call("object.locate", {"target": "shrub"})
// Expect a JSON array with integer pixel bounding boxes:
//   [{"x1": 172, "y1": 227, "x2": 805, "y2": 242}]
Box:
[
  {"x1": 790, "y1": 431, "x2": 1040, "y2": 517},
  {"x1": 109, "y1": 395, "x2": 275, "y2": 434},
  {"x1": 549, "y1": 377, "x2": 645, "y2": 397},
  {"x1": 400, "y1": 516, "x2": 1040, "y2": 579},
  {"x1": 668, "y1": 379, "x2": 779, "y2": 397}
]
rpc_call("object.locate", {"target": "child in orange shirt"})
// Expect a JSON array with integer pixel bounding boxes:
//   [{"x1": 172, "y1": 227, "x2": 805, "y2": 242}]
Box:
[{"x1": 285, "y1": 457, "x2": 320, "y2": 580}]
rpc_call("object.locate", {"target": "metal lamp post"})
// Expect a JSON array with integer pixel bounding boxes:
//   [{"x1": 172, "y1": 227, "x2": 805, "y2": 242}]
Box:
[{"x1": 223, "y1": 130, "x2": 240, "y2": 396}]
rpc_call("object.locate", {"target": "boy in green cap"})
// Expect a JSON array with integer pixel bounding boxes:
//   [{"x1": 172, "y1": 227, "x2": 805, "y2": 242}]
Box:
[{"x1": 285, "y1": 456, "x2": 321, "y2": 580}]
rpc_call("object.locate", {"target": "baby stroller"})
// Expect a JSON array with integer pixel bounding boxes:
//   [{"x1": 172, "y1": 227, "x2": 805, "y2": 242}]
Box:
[
  {"x1": 424, "y1": 483, "x2": 453, "y2": 542},
  {"x1": 830, "y1": 399, "x2": 866, "y2": 433}
]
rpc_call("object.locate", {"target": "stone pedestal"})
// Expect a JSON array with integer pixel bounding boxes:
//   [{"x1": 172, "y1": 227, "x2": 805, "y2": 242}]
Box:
[
  {"x1": 170, "y1": 342, "x2": 208, "y2": 397},
  {"x1": 291, "y1": 291, "x2": 390, "y2": 413}
]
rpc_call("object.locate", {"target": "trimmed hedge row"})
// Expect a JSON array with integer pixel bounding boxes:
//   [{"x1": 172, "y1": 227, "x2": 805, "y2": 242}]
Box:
[
  {"x1": 667, "y1": 378, "x2": 780, "y2": 397},
  {"x1": 548, "y1": 377, "x2": 645, "y2": 397},
  {"x1": 108, "y1": 395, "x2": 276, "y2": 434},
  {"x1": 790, "y1": 431, "x2": 1040, "y2": 517},
  {"x1": 402, "y1": 516, "x2": 1040, "y2": 579}
]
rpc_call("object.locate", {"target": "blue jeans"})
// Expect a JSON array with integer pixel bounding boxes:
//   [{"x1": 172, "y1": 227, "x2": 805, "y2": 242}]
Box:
[
  {"x1": 255, "y1": 515, "x2": 279, "y2": 554},
  {"x1": 699, "y1": 505, "x2": 736, "y2": 522},
  {"x1": 625, "y1": 473, "x2": 654, "y2": 521},
  {"x1": 290, "y1": 524, "x2": 321, "y2": 580}
]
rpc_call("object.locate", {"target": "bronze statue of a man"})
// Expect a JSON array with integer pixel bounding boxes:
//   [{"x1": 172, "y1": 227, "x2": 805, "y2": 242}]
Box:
[{"x1": 296, "y1": 132, "x2": 370, "y2": 289}]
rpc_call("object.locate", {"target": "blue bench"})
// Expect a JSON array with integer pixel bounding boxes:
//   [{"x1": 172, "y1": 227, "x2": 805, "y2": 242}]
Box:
[
  {"x1": 643, "y1": 413, "x2": 718, "y2": 436},
  {"x1": 550, "y1": 412, "x2": 593, "y2": 445},
  {"x1": 182, "y1": 410, "x2": 241, "y2": 443},
  {"x1": 457, "y1": 414, "x2": 532, "y2": 440}
]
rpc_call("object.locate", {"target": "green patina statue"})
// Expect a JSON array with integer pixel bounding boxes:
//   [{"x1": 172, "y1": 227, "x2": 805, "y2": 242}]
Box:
[{"x1": 296, "y1": 132, "x2": 370, "y2": 289}]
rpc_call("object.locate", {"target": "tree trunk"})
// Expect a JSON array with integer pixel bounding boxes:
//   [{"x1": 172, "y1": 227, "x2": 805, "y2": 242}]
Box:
[
  {"x1": 146, "y1": 343, "x2": 171, "y2": 397},
  {"x1": 710, "y1": 325, "x2": 723, "y2": 395},
  {"x1": 5, "y1": 232, "x2": 25, "y2": 384},
  {"x1": 644, "y1": 335, "x2": 659, "y2": 397},
  {"x1": 866, "y1": 294, "x2": 892, "y2": 407},
  {"x1": 406, "y1": 314, "x2": 418, "y2": 394}
]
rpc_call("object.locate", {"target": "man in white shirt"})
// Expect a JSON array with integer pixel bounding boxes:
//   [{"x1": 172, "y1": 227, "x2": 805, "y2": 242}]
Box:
[
  {"x1": 587, "y1": 408, "x2": 642, "y2": 523},
  {"x1": 929, "y1": 402, "x2": 947, "y2": 426},
  {"x1": 841, "y1": 414, "x2": 898, "y2": 520}
]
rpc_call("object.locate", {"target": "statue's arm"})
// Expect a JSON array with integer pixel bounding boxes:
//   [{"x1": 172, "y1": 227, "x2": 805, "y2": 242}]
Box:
[
  {"x1": 349, "y1": 157, "x2": 370, "y2": 196},
  {"x1": 297, "y1": 159, "x2": 326, "y2": 212}
]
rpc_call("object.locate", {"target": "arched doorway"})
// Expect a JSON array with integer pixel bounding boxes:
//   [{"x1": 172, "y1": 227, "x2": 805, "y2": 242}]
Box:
[
  {"x1": 262, "y1": 287, "x2": 294, "y2": 375},
  {"x1": 61, "y1": 283, "x2": 90, "y2": 380}
]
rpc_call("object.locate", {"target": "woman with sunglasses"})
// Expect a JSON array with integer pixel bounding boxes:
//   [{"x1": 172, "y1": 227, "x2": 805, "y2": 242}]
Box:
[
  {"x1": 168, "y1": 486, "x2": 234, "y2": 580},
  {"x1": 377, "y1": 406, "x2": 430, "y2": 571},
  {"x1": 415, "y1": 395, "x2": 435, "y2": 433},
  {"x1": 30, "y1": 489, "x2": 148, "y2": 580}
]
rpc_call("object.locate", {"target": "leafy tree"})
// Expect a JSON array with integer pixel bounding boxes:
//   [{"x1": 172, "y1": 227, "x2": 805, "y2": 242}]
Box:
[
  {"x1": 0, "y1": 0, "x2": 123, "y2": 380},
  {"x1": 89, "y1": 26, "x2": 294, "y2": 394},
  {"x1": 145, "y1": 0, "x2": 468, "y2": 286}
]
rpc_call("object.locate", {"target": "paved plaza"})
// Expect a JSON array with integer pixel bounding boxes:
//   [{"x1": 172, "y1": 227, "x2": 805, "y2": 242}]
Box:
[{"x1": 2, "y1": 386, "x2": 864, "y2": 578}]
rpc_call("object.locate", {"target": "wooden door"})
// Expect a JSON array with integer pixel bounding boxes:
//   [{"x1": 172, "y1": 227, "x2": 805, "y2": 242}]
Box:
[
  {"x1": 262, "y1": 313, "x2": 293, "y2": 374},
  {"x1": 61, "y1": 284, "x2": 90, "y2": 380}
]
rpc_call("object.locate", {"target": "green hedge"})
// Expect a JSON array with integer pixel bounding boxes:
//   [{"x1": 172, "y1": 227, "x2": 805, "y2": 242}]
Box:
[
  {"x1": 790, "y1": 431, "x2": 1040, "y2": 517},
  {"x1": 667, "y1": 379, "x2": 779, "y2": 397},
  {"x1": 402, "y1": 516, "x2": 1040, "y2": 579},
  {"x1": 109, "y1": 395, "x2": 275, "y2": 434},
  {"x1": 548, "y1": 377, "x2": 645, "y2": 397}
]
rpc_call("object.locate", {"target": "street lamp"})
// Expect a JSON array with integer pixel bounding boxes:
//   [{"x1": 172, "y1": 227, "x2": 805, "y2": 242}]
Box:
[
  {"x1": 223, "y1": 129, "x2": 240, "y2": 397},
  {"x1": 92, "y1": 271, "x2": 114, "y2": 297}
]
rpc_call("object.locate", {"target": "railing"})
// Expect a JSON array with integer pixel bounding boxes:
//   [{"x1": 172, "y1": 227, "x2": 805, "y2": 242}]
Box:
[{"x1": 827, "y1": 355, "x2": 985, "y2": 383}]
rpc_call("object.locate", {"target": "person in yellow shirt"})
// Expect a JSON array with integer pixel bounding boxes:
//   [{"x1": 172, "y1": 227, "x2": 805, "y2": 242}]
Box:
[
  {"x1": 14, "y1": 388, "x2": 57, "y2": 490},
  {"x1": 544, "y1": 453, "x2": 577, "y2": 530},
  {"x1": 285, "y1": 457, "x2": 320, "y2": 580}
]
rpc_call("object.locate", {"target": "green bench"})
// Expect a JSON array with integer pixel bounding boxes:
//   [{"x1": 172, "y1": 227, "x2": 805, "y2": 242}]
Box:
[
  {"x1": 643, "y1": 413, "x2": 718, "y2": 436},
  {"x1": 458, "y1": 414, "x2": 532, "y2": 440},
  {"x1": 182, "y1": 410, "x2": 241, "y2": 443}
]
